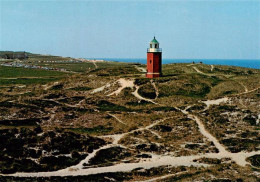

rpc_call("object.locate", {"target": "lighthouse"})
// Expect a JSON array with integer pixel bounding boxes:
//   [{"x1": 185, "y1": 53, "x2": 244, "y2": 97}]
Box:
[{"x1": 146, "y1": 37, "x2": 162, "y2": 78}]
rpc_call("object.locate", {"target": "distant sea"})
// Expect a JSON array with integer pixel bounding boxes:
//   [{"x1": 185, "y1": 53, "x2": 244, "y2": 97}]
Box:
[{"x1": 90, "y1": 58, "x2": 260, "y2": 69}]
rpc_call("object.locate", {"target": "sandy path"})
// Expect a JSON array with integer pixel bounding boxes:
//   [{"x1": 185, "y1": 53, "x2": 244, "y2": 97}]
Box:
[
  {"x1": 187, "y1": 63, "x2": 200, "y2": 67},
  {"x1": 5, "y1": 155, "x2": 208, "y2": 177},
  {"x1": 147, "y1": 129, "x2": 162, "y2": 139},
  {"x1": 181, "y1": 92, "x2": 260, "y2": 166},
  {"x1": 211, "y1": 65, "x2": 214, "y2": 72},
  {"x1": 256, "y1": 114, "x2": 260, "y2": 125},
  {"x1": 7, "y1": 148, "x2": 259, "y2": 178},
  {"x1": 107, "y1": 78, "x2": 135, "y2": 96},
  {"x1": 72, "y1": 144, "x2": 115, "y2": 169},
  {"x1": 192, "y1": 65, "x2": 260, "y2": 97},
  {"x1": 233, "y1": 86, "x2": 260, "y2": 96},
  {"x1": 91, "y1": 82, "x2": 113, "y2": 94},
  {"x1": 202, "y1": 97, "x2": 229, "y2": 110},
  {"x1": 184, "y1": 111, "x2": 228, "y2": 154},
  {"x1": 108, "y1": 113, "x2": 126, "y2": 125},
  {"x1": 42, "y1": 81, "x2": 59, "y2": 91},
  {"x1": 193, "y1": 66, "x2": 206, "y2": 75},
  {"x1": 61, "y1": 99, "x2": 85, "y2": 108},
  {"x1": 151, "y1": 80, "x2": 159, "y2": 99},
  {"x1": 92, "y1": 78, "x2": 158, "y2": 104},
  {"x1": 140, "y1": 171, "x2": 186, "y2": 182},
  {"x1": 135, "y1": 65, "x2": 146, "y2": 73},
  {"x1": 181, "y1": 108, "x2": 260, "y2": 166},
  {"x1": 92, "y1": 62, "x2": 98, "y2": 69},
  {"x1": 240, "y1": 83, "x2": 248, "y2": 92},
  {"x1": 75, "y1": 99, "x2": 85, "y2": 107},
  {"x1": 132, "y1": 85, "x2": 157, "y2": 104},
  {"x1": 193, "y1": 66, "x2": 236, "y2": 79}
]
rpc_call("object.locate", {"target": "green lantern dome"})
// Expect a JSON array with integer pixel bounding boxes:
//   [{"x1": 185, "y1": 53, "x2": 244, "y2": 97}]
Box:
[{"x1": 150, "y1": 36, "x2": 159, "y2": 44}]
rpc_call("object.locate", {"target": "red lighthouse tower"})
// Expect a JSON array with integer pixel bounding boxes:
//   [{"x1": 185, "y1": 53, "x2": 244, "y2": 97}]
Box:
[{"x1": 146, "y1": 37, "x2": 162, "y2": 78}]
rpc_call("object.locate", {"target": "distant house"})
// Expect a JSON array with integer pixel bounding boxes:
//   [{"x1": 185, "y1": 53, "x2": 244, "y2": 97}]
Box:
[{"x1": 0, "y1": 52, "x2": 28, "y2": 60}]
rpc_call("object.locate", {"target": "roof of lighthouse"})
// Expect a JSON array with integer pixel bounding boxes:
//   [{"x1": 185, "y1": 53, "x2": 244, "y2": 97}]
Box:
[{"x1": 150, "y1": 37, "x2": 159, "y2": 44}]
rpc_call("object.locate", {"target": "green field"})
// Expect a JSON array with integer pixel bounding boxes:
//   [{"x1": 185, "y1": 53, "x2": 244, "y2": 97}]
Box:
[
  {"x1": 0, "y1": 66, "x2": 68, "y2": 78},
  {"x1": 0, "y1": 66, "x2": 69, "y2": 85},
  {"x1": 29, "y1": 62, "x2": 96, "y2": 72},
  {"x1": 29, "y1": 61, "x2": 131, "y2": 72},
  {"x1": 0, "y1": 77, "x2": 62, "y2": 85}
]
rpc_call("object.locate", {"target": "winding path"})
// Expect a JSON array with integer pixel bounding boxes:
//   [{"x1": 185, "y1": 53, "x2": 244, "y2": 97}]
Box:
[
  {"x1": 132, "y1": 85, "x2": 158, "y2": 104},
  {"x1": 193, "y1": 66, "x2": 206, "y2": 75},
  {"x1": 92, "y1": 78, "x2": 158, "y2": 104},
  {"x1": 107, "y1": 78, "x2": 135, "y2": 96}
]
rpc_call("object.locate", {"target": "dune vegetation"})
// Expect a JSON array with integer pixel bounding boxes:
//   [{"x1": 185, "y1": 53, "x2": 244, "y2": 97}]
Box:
[{"x1": 0, "y1": 53, "x2": 259, "y2": 181}]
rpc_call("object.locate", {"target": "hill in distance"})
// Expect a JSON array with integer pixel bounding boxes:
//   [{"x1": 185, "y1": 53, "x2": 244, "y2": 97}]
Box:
[{"x1": 0, "y1": 52, "x2": 259, "y2": 181}]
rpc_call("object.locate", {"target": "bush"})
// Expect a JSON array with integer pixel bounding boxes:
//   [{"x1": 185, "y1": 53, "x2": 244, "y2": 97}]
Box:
[
  {"x1": 151, "y1": 106, "x2": 177, "y2": 112},
  {"x1": 51, "y1": 84, "x2": 63, "y2": 90},
  {"x1": 153, "y1": 125, "x2": 172, "y2": 132},
  {"x1": 69, "y1": 86, "x2": 92, "y2": 91},
  {"x1": 247, "y1": 155, "x2": 260, "y2": 167},
  {"x1": 138, "y1": 84, "x2": 156, "y2": 99},
  {"x1": 97, "y1": 100, "x2": 130, "y2": 112},
  {"x1": 243, "y1": 115, "x2": 256, "y2": 126},
  {"x1": 89, "y1": 147, "x2": 131, "y2": 165}
]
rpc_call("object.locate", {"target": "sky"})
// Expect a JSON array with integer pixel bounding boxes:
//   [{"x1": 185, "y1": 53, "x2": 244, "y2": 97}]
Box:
[{"x1": 0, "y1": 0, "x2": 259, "y2": 59}]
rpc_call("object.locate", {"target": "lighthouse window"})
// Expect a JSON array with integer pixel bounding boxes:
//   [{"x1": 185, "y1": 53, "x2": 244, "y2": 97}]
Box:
[
  {"x1": 150, "y1": 60, "x2": 152, "y2": 64},
  {"x1": 150, "y1": 44, "x2": 152, "y2": 48},
  {"x1": 155, "y1": 44, "x2": 157, "y2": 48}
]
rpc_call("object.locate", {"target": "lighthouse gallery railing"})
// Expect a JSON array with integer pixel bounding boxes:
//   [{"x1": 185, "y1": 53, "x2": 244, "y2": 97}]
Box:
[{"x1": 147, "y1": 48, "x2": 162, "y2": 53}]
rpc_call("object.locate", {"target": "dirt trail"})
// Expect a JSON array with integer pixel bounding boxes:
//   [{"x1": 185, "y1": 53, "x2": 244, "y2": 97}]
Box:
[
  {"x1": 93, "y1": 78, "x2": 158, "y2": 104},
  {"x1": 211, "y1": 65, "x2": 214, "y2": 72},
  {"x1": 181, "y1": 95, "x2": 260, "y2": 166},
  {"x1": 92, "y1": 62, "x2": 98, "y2": 69},
  {"x1": 132, "y1": 85, "x2": 158, "y2": 104},
  {"x1": 5, "y1": 148, "x2": 259, "y2": 178},
  {"x1": 193, "y1": 66, "x2": 260, "y2": 95},
  {"x1": 91, "y1": 82, "x2": 113, "y2": 94},
  {"x1": 42, "y1": 81, "x2": 59, "y2": 91},
  {"x1": 140, "y1": 171, "x2": 186, "y2": 182},
  {"x1": 180, "y1": 108, "x2": 260, "y2": 167},
  {"x1": 202, "y1": 97, "x2": 229, "y2": 110},
  {"x1": 240, "y1": 83, "x2": 248, "y2": 92},
  {"x1": 256, "y1": 114, "x2": 260, "y2": 125},
  {"x1": 151, "y1": 80, "x2": 159, "y2": 99},
  {"x1": 182, "y1": 109, "x2": 228, "y2": 154},
  {"x1": 72, "y1": 144, "x2": 115, "y2": 169},
  {"x1": 233, "y1": 86, "x2": 260, "y2": 96},
  {"x1": 135, "y1": 65, "x2": 146, "y2": 73},
  {"x1": 107, "y1": 78, "x2": 135, "y2": 96},
  {"x1": 193, "y1": 66, "x2": 232, "y2": 78},
  {"x1": 108, "y1": 113, "x2": 126, "y2": 125},
  {"x1": 147, "y1": 129, "x2": 161, "y2": 139},
  {"x1": 187, "y1": 63, "x2": 199, "y2": 67},
  {"x1": 7, "y1": 155, "x2": 208, "y2": 177},
  {"x1": 193, "y1": 66, "x2": 206, "y2": 75}
]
